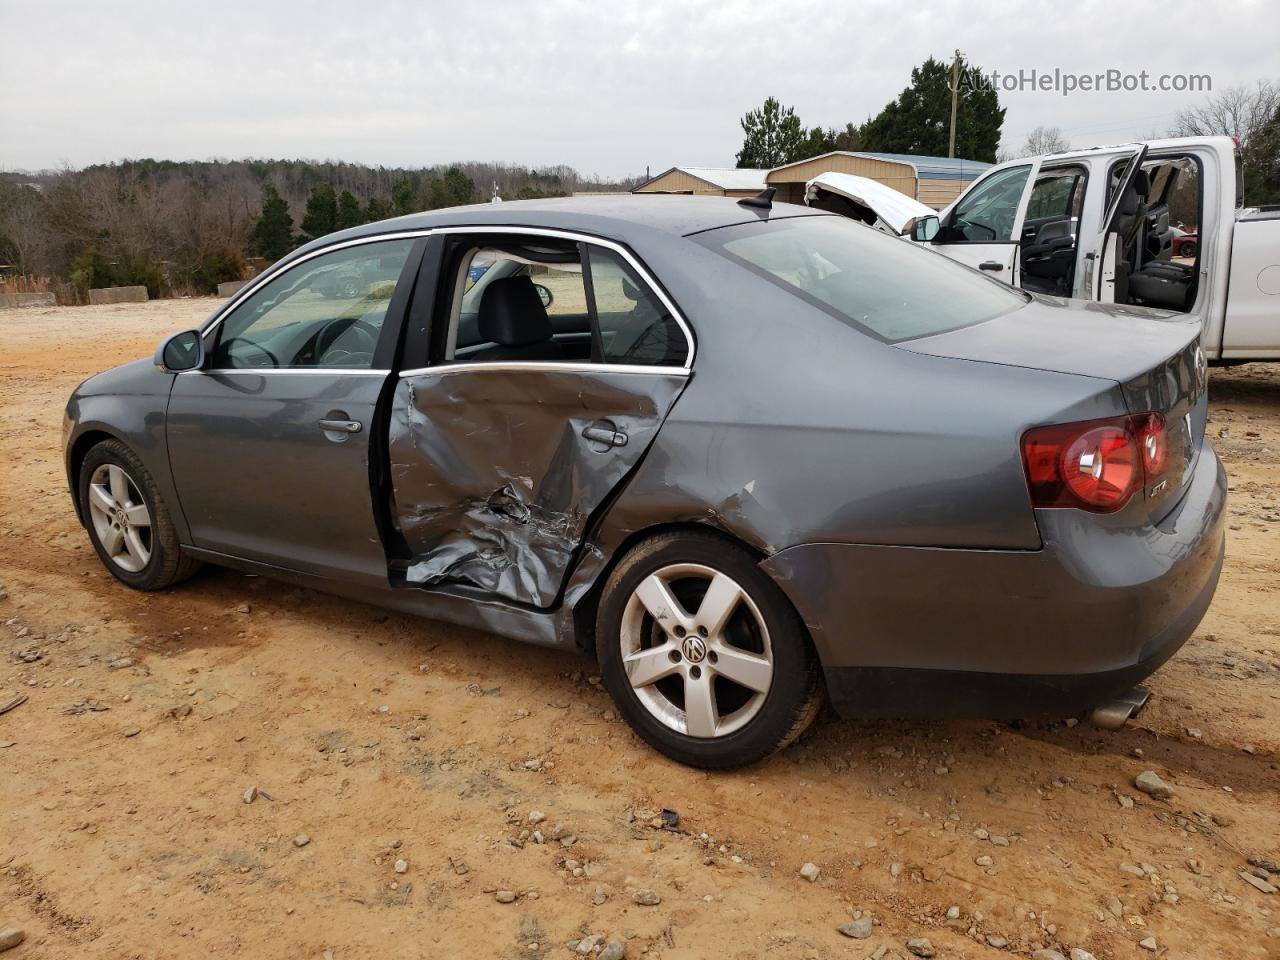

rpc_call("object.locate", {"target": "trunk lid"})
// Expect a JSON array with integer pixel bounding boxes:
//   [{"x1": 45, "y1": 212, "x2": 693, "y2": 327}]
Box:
[
  {"x1": 805, "y1": 172, "x2": 936, "y2": 235},
  {"x1": 901, "y1": 294, "x2": 1208, "y2": 521}
]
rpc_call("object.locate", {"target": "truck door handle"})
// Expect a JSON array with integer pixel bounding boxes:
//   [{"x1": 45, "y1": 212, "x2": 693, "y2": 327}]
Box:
[
  {"x1": 318, "y1": 418, "x2": 362, "y2": 434},
  {"x1": 978, "y1": 261, "x2": 1004, "y2": 272},
  {"x1": 582, "y1": 422, "x2": 628, "y2": 448}
]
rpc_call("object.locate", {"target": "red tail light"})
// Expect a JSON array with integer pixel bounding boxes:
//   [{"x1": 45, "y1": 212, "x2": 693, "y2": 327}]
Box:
[{"x1": 1022, "y1": 413, "x2": 1168, "y2": 512}]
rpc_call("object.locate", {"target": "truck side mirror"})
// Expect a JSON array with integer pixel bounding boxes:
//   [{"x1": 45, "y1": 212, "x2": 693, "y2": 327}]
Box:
[
  {"x1": 908, "y1": 215, "x2": 941, "y2": 242},
  {"x1": 155, "y1": 329, "x2": 205, "y2": 373}
]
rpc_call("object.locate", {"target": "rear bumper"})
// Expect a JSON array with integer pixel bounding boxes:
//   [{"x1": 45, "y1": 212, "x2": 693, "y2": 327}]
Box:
[{"x1": 760, "y1": 445, "x2": 1227, "y2": 718}]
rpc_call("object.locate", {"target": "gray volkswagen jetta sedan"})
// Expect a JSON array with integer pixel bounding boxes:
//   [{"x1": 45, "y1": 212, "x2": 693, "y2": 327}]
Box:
[{"x1": 63, "y1": 195, "x2": 1226, "y2": 768}]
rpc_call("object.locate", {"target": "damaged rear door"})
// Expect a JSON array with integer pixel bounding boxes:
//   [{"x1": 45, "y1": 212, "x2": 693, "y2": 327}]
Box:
[{"x1": 389, "y1": 231, "x2": 694, "y2": 608}]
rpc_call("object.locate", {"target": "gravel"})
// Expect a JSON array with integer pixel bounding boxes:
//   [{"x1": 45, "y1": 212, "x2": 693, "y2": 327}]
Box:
[
  {"x1": 1139, "y1": 937, "x2": 1158, "y2": 951},
  {"x1": 632, "y1": 889, "x2": 661, "y2": 906},
  {"x1": 0, "y1": 929, "x2": 24, "y2": 952},
  {"x1": 1069, "y1": 949, "x2": 1098, "y2": 960},
  {"x1": 799, "y1": 862, "x2": 820, "y2": 882},
  {"x1": 293, "y1": 833, "x2": 310, "y2": 847},
  {"x1": 1031, "y1": 952, "x2": 1066, "y2": 960},
  {"x1": 394, "y1": 858, "x2": 408, "y2": 874},
  {"x1": 906, "y1": 938, "x2": 935, "y2": 957},
  {"x1": 496, "y1": 890, "x2": 517, "y2": 903},
  {"x1": 599, "y1": 940, "x2": 626, "y2": 960}
]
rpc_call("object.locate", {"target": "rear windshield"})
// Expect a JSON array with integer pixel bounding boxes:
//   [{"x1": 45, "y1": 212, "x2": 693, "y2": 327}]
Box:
[{"x1": 695, "y1": 215, "x2": 1027, "y2": 342}]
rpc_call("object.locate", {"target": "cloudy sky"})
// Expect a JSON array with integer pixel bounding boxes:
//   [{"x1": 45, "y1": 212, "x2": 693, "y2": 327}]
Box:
[{"x1": 2, "y1": 0, "x2": 1277, "y2": 177}]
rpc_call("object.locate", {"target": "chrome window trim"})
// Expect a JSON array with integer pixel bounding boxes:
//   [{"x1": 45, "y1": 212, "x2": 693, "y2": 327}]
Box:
[
  {"x1": 399, "y1": 361, "x2": 689, "y2": 379},
  {"x1": 199, "y1": 230, "x2": 436, "y2": 338},
  {"x1": 178, "y1": 368, "x2": 391, "y2": 377},
  {"x1": 434, "y1": 225, "x2": 695, "y2": 371}
]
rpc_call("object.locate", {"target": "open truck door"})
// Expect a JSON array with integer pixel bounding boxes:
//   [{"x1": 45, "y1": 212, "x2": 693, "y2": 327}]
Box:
[
  {"x1": 913, "y1": 161, "x2": 1039, "y2": 284},
  {"x1": 1091, "y1": 145, "x2": 1148, "y2": 304}
]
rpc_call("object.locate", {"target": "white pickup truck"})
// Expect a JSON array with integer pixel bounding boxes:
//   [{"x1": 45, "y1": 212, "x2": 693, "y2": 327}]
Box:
[{"x1": 806, "y1": 136, "x2": 1280, "y2": 361}]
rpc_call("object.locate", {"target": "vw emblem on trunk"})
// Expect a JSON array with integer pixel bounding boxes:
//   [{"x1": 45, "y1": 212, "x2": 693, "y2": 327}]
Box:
[{"x1": 681, "y1": 636, "x2": 708, "y2": 663}]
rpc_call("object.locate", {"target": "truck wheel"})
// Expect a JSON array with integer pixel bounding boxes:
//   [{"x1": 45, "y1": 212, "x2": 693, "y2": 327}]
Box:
[
  {"x1": 597, "y1": 530, "x2": 824, "y2": 769},
  {"x1": 79, "y1": 439, "x2": 201, "y2": 590}
]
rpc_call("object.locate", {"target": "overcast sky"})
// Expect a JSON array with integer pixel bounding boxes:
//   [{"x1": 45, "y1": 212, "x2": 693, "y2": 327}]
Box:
[{"x1": 3, "y1": 0, "x2": 1277, "y2": 177}]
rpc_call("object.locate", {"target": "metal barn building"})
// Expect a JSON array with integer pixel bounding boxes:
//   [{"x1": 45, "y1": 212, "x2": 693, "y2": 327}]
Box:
[
  {"x1": 765, "y1": 152, "x2": 991, "y2": 209},
  {"x1": 632, "y1": 166, "x2": 769, "y2": 198}
]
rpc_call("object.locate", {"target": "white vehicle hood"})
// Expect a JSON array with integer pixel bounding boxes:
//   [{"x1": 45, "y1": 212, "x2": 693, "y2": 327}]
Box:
[{"x1": 805, "y1": 172, "x2": 936, "y2": 235}]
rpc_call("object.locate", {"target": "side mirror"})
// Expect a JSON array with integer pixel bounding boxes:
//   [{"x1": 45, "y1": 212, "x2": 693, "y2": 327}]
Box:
[
  {"x1": 908, "y1": 215, "x2": 941, "y2": 242},
  {"x1": 533, "y1": 282, "x2": 554, "y2": 308},
  {"x1": 155, "y1": 329, "x2": 205, "y2": 373}
]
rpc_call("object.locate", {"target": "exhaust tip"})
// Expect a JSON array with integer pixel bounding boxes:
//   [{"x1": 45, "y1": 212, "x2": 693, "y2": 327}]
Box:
[{"x1": 1089, "y1": 687, "x2": 1152, "y2": 730}]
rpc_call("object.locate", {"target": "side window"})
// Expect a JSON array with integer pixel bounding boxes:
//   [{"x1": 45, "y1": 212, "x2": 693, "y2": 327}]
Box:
[
  {"x1": 453, "y1": 242, "x2": 592, "y2": 363},
  {"x1": 213, "y1": 238, "x2": 415, "y2": 370},
  {"x1": 586, "y1": 247, "x2": 689, "y2": 366},
  {"x1": 448, "y1": 237, "x2": 688, "y2": 368},
  {"x1": 941, "y1": 165, "x2": 1031, "y2": 243},
  {"x1": 1025, "y1": 172, "x2": 1080, "y2": 222}
]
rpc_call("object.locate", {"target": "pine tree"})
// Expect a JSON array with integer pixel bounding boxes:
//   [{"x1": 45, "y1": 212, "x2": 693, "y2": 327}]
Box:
[
  {"x1": 735, "y1": 97, "x2": 805, "y2": 168},
  {"x1": 365, "y1": 196, "x2": 390, "y2": 222},
  {"x1": 391, "y1": 179, "x2": 416, "y2": 217},
  {"x1": 299, "y1": 183, "x2": 337, "y2": 241},
  {"x1": 248, "y1": 184, "x2": 294, "y2": 260},
  {"x1": 335, "y1": 190, "x2": 362, "y2": 230},
  {"x1": 861, "y1": 56, "x2": 1005, "y2": 162}
]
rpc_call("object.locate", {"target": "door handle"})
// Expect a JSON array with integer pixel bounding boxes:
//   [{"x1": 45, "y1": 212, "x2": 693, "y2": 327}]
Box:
[
  {"x1": 978, "y1": 261, "x2": 1004, "y2": 272},
  {"x1": 582, "y1": 422, "x2": 628, "y2": 448},
  {"x1": 318, "y1": 418, "x2": 362, "y2": 434}
]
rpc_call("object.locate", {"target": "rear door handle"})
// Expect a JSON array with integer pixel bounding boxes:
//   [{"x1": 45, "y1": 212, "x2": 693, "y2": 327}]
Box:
[
  {"x1": 978, "y1": 260, "x2": 1004, "y2": 272},
  {"x1": 318, "y1": 418, "x2": 362, "y2": 434},
  {"x1": 582, "y1": 422, "x2": 628, "y2": 448}
]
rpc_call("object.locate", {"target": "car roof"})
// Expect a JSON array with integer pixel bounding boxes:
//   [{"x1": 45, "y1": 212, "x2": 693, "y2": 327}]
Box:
[{"x1": 293, "y1": 194, "x2": 829, "y2": 261}]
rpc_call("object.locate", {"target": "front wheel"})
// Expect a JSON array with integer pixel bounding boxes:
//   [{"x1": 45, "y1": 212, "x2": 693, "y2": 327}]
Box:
[
  {"x1": 79, "y1": 439, "x2": 201, "y2": 590},
  {"x1": 597, "y1": 531, "x2": 823, "y2": 768}
]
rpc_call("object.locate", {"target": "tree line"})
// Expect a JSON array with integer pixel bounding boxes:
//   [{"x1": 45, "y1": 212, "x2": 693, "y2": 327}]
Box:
[
  {"x1": 0, "y1": 159, "x2": 638, "y2": 300},
  {"x1": 736, "y1": 55, "x2": 1006, "y2": 168},
  {"x1": 734, "y1": 55, "x2": 1280, "y2": 208}
]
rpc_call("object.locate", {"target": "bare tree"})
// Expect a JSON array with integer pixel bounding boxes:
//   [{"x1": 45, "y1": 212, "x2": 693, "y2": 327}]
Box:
[
  {"x1": 1172, "y1": 80, "x2": 1280, "y2": 202},
  {"x1": 1018, "y1": 126, "x2": 1070, "y2": 158},
  {"x1": 1172, "y1": 80, "x2": 1279, "y2": 149}
]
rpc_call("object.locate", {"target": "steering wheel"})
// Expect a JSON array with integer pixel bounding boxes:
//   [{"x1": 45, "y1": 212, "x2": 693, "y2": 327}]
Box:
[
  {"x1": 316, "y1": 316, "x2": 380, "y2": 366},
  {"x1": 955, "y1": 217, "x2": 997, "y2": 242},
  {"x1": 221, "y1": 337, "x2": 278, "y2": 368}
]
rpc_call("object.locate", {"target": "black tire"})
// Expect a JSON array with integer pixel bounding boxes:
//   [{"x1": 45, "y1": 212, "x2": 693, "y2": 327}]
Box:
[
  {"x1": 1182, "y1": 240, "x2": 1198, "y2": 259},
  {"x1": 79, "y1": 439, "x2": 201, "y2": 590},
  {"x1": 597, "y1": 530, "x2": 823, "y2": 769}
]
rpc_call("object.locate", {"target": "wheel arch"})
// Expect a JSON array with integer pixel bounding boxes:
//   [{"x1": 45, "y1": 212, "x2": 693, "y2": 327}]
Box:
[
  {"x1": 67, "y1": 428, "x2": 126, "y2": 526},
  {"x1": 569, "y1": 520, "x2": 809, "y2": 660}
]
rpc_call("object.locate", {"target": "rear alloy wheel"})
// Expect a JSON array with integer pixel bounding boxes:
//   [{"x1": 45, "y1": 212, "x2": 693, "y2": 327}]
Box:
[
  {"x1": 598, "y1": 531, "x2": 823, "y2": 768},
  {"x1": 79, "y1": 439, "x2": 201, "y2": 590}
]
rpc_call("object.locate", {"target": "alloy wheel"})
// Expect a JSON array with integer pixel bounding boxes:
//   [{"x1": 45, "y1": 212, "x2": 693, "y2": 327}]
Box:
[
  {"x1": 619, "y1": 563, "x2": 773, "y2": 739},
  {"x1": 87, "y1": 463, "x2": 152, "y2": 573}
]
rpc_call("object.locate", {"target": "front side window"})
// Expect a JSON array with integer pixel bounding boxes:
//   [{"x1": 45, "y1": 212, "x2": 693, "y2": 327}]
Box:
[
  {"x1": 213, "y1": 238, "x2": 416, "y2": 370},
  {"x1": 697, "y1": 215, "x2": 1027, "y2": 343},
  {"x1": 941, "y1": 165, "x2": 1032, "y2": 242}
]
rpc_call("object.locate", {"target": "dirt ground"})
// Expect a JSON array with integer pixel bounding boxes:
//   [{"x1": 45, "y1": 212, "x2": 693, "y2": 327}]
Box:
[{"x1": 1, "y1": 298, "x2": 1278, "y2": 960}]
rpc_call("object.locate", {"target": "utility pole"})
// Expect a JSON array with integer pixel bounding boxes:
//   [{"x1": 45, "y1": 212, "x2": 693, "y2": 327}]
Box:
[{"x1": 948, "y1": 50, "x2": 961, "y2": 158}]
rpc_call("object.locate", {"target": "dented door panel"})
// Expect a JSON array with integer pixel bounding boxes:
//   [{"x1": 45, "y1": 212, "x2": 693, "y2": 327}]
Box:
[{"x1": 390, "y1": 367, "x2": 687, "y2": 607}]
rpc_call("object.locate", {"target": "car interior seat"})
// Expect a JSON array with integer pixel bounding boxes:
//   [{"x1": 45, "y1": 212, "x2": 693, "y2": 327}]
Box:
[
  {"x1": 1109, "y1": 169, "x2": 1149, "y2": 305},
  {"x1": 1127, "y1": 172, "x2": 1197, "y2": 311},
  {"x1": 471, "y1": 276, "x2": 567, "y2": 362}
]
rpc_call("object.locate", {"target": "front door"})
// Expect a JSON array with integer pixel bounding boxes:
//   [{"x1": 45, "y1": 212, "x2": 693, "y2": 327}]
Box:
[
  {"x1": 166, "y1": 235, "x2": 425, "y2": 583},
  {"x1": 931, "y1": 163, "x2": 1036, "y2": 284},
  {"x1": 389, "y1": 230, "x2": 693, "y2": 607}
]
